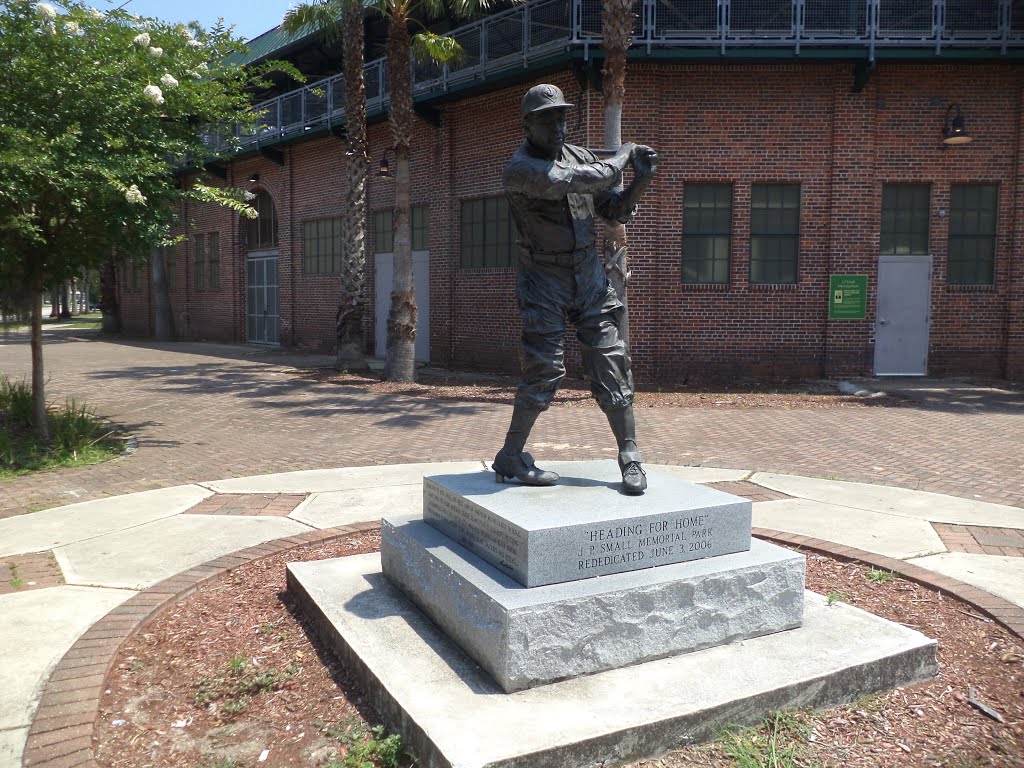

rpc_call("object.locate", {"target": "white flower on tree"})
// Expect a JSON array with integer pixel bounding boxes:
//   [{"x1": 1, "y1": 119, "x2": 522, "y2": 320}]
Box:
[
  {"x1": 34, "y1": 2, "x2": 57, "y2": 20},
  {"x1": 244, "y1": 191, "x2": 256, "y2": 201},
  {"x1": 159, "y1": 73, "x2": 178, "y2": 88},
  {"x1": 64, "y1": 21, "x2": 81, "y2": 35},
  {"x1": 124, "y1": 185, "x2": 146, "y2": 204},
  {"x1": 87, "y1": 8, "x2": 103, "y2": 19},
  {"x1": 143, "y1": 84, "x2": 164, "y2": 105},
  {"x1": 133, "y1": 32, "x2": 150, "y2": 47},
  {"x1": 187, "y1": 38, "x2": 203, "y2": 48},
  {"x1": 148, "y1": 46, "x2": 163, "y2": 57}
]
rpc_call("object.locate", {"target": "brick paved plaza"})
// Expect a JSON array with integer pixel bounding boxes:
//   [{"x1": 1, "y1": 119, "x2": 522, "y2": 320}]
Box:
[{"x1": 1, "y1": 329, "x2": 1022, "y2": 518}]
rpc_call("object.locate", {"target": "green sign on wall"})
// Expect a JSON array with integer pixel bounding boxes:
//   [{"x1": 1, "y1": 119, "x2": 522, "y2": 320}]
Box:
[{"x1": 828, "y1": 275, "x2": 868, "y2": 320}]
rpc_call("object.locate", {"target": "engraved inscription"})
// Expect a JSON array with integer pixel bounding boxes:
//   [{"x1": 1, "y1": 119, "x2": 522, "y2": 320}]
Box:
[
  {"x1": 576, "y1": 513, "x2": 718, "y2": 572},
  {"x1": 424, "y1": 483, "x2": 526, "y2": 571}
]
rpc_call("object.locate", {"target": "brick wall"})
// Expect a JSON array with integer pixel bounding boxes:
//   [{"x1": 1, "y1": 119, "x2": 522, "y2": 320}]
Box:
[{"x1": 129, "y1": 58, "x2": 1024, "y2": 383}]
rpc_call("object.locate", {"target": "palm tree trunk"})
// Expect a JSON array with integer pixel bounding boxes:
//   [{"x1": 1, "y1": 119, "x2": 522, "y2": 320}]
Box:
[
  {"x1": 602, "y1": 0, "x2": 634, "y2": 347},
  {"x1": 30, "y1": 272, "x2": 48, "y2": 440},
  {"x1": 336, "y1": 0, "x2": 370, "y2": 371},
  {"x1": 383, "y1": 8, "x2": 417, "y2": 382}
]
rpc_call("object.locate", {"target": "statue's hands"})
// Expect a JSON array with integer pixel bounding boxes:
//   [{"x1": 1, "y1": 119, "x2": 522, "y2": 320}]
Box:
[{"x1": 632, "y1": 145, "x2": 659, "y2": 178}]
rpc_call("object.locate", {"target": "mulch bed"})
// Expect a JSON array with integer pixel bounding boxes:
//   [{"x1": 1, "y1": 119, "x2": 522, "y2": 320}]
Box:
[
  {"x1": 287, "y1": 369, "x2": 910, "y2": 410},
  {"x1": 94, "y1": 535, "x2": 1024, "y2": 768}
]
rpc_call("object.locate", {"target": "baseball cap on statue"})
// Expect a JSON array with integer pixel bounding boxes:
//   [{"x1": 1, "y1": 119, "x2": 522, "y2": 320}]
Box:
[{"x1": 521, "y1": 84, "x2": 574, "y2": 118}]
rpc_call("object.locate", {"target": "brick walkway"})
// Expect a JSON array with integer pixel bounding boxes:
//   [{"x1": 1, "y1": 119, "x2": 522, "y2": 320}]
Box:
[{"x1": 1, "y1": 331, "x2": 1022, "y2": 518}]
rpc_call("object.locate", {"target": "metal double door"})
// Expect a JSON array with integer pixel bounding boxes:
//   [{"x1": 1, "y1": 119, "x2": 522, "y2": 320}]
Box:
[{"x1": 246, "y1": 253, "x2": 279, "y2": 345}]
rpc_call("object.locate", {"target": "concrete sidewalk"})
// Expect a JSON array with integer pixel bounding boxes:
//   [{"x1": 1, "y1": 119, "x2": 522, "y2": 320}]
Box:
[{"x1": 2, "y1": 461, "x2": 1023, "y2": 768}]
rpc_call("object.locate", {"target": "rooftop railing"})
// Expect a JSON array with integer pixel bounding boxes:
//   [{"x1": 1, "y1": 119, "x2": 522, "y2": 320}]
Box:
[{"x1": 204, "y1": 0, "x2": 1023, "y2": 155}]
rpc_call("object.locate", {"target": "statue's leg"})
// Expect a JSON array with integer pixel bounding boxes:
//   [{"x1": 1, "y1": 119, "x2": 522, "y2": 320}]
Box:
[
  {"x1": 573, "y1": 265, "x2": 646, "y2": 494},
  {"x1": 493, "y1": 263, "x2": 570, "y2": 486}
]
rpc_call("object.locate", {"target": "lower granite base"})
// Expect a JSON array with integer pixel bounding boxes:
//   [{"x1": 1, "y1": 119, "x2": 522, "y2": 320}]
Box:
[{"x1": 287, "y1": 553, "x2": 937, "y2": 768}]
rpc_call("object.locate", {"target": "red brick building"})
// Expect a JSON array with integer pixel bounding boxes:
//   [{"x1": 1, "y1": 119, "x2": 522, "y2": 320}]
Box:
[{"x1": 119, "y1": 0, "x2": 1024, "y2": 382}]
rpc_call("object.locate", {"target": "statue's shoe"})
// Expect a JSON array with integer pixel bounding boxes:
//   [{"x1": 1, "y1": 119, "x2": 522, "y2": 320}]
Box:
[
  {"x1": 619, "y1": 458, "x2": 647, "y2": 495},
  {"x1": 492, "y1": 451, "x2": 559, "y2": 486}
]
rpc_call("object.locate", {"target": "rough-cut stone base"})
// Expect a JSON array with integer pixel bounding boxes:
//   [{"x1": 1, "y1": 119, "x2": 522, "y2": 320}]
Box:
[
  {"x1": 381, "y1": 515, "x2": 805, "y2": 692},
  {"x1": 288, "y1": 554, "x2": 937, "y2": 768}
]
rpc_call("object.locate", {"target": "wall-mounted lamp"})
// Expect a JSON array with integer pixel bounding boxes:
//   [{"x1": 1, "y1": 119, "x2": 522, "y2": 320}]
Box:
[
  {"x1": 248, "y1": 172, "x2": 260, "y2": 184},
  {"x1": 942, "y1": 104, "x2": 973, "y2": 146},
  {"x1": 378, "y1": 148, "x2": 395, "y2": 178}
]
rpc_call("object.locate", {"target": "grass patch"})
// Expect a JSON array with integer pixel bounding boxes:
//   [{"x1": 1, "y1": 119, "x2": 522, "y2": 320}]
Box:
[
  {"x1": 0, "y1": 375, "x2": 122, "y2": 477},
  {"x1": 866, "y1": 568, "x2": 896, "y2": 585},
  {"x1": 719, "y1": 711, "x2": 819, "y2": 768},
  {"x1": 193, "y1": 655, "x2": 297, "y2": 716},
  {"x1": 320, "y1": 719, "x2": 408, "y2": 768},
  {"x1": 826, "y1": 590, "x2": 847, "y2": 606}
]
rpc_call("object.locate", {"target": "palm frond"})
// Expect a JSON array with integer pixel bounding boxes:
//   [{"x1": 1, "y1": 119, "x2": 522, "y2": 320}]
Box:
[
  {"x1": 281, "y1": 1, "x2": 345, "y2": 44},
  {"x1": 411, "y1": 31, "x2": 462, "y2": 64}
]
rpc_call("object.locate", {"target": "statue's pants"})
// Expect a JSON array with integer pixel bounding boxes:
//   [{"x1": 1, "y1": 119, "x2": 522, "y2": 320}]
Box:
[{"x1": 514, "y1": 246, "x2": 635, "y2": 412}]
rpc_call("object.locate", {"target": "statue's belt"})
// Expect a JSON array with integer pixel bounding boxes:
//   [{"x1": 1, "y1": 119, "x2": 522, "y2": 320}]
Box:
[{"x1": 528, "y1": 245, "x2": 594, "y2": 268}]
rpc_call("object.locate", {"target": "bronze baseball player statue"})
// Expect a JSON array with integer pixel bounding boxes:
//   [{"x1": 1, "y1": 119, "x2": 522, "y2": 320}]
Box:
[{"x1": 493, "y1": 83, "x2": 659, "y2": 494}]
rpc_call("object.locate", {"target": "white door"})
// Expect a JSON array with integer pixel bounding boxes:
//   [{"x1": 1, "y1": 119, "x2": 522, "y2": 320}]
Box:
[
  {"x1": 375, "y1": 251, "x2": 430, "y2": 362},
  {"x1": 874, "y1": 255, "x2": 932, "y2": 376}
]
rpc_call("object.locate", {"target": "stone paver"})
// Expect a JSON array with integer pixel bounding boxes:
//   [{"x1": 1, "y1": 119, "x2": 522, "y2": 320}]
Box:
[
  {"x1": 751, "y1": 498, "x2": 947, "y2": 560},
  {"x1": 0, "y1": 553, "x2": 64, "y2": 595},
  {"x1": 0, "y1": 333, "x2": 1022, "y2": 519},
  {"x1": 707, "y1": 480, "x2": 791, "y2": 503},
  {"x1": 0, "y1": 586, "x2": 134, "y2": 732},
  {"x1": 907, "y1": 552, "x2": 1024, "y2": 607},
  {"x1": 183, "y1": 493, "x2": 307, "y2": 516},
  {"x1": 54, "y1": 514, "x2": 310, "y2": 590},
  {"x1": 932, "y1": 523, "x2": 1024, "y2": 557},
  {"x1": 0, "y1": 484, "x2": 213, "y2": 557}
]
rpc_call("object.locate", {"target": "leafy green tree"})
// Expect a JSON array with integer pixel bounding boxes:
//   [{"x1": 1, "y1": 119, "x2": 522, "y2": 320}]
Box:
[
  {"x1": 283, "y1": 0, "x2": 371, "y2": 371},
  {"x1": 0, "y1": 1, "x2": 296, "y2": 438}
]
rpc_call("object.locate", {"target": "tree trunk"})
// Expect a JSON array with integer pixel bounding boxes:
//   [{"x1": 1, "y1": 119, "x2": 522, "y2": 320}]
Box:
[
  {"x1": 602, "y1": 0, "x2": 634, "y2": 347},
  {"x1": 336, "y1": 0, "x2": 370, "y2": 372},
  {"x1": 383, "y1": 9, "x2": 417, "y2": 382},
  {"x1": 99, "y1": 256, "x2": 121, "y2": 333},
  {"x1": 49, "y1": 285, "x2": 59, "y2": 318},
  {"x1": 30, "y1": 276, "x2": 48, "y2": 441},
  {"x1": 152, "y1": 247, "x2": 175, "y2": 341},
  {"x1": 59, "y1": 281, "x2": 71, "y2": 319}
]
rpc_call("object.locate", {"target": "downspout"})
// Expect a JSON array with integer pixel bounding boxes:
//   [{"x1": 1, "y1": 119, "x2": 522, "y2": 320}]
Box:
[{"x1": 290, "y1": 146, "x2": 297, "y2": 347}]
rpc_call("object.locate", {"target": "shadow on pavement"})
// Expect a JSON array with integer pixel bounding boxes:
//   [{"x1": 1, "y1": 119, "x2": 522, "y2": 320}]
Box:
[{"x1": 854, "y1": 377, "x2": 1024, "y2": 414}]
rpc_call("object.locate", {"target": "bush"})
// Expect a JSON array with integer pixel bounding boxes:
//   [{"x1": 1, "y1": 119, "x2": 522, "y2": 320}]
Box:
[
  {"x1": 0, "y1": 383, "x2": 121, "y2": 475},
  {"x1": 0, "y1": 374, "x2": 33, "y2": 428}
]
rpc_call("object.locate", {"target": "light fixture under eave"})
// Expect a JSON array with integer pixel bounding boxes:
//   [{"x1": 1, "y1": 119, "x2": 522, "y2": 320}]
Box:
[
  {"x1": 248, "y1": 172, "x2": 259, "y2": 183},
  {"x1": 378, "y1": 148, "x2": 395, "y2": 178},
  {"x1": 942, "y1": 104, "x2": 973, "y2": 146}
]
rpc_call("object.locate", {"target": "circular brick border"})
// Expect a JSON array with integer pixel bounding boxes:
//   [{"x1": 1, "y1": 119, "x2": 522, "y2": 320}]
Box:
[
  {"x1": 20, "y1": 524, "x2": 1024, "y2": 767},
  {"x1": 21, "y1": 523, "x2": 378, "y2": 768},
  {"x1": 753, "y1": 528, "x2": 1024, "y2": 641}
]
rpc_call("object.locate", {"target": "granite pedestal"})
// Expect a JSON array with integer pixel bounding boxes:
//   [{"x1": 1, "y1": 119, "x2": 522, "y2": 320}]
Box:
[
  {"x1": 380, "y1": 463, "x2": 786, "y2": 691},
  {"x1": 423, "y1": 460, "x2": 752, "y2": 587}
]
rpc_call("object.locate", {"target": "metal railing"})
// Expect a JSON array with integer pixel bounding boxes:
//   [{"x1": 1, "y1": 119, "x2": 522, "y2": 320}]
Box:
[{"x1": 205, "y1": 0, "x2": 1022, "y2": 155}]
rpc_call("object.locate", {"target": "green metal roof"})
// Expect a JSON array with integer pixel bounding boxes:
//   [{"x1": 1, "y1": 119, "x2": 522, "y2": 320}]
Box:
[{"x1": 226, "y1": 22, "x2": 323, "y2": 67}]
